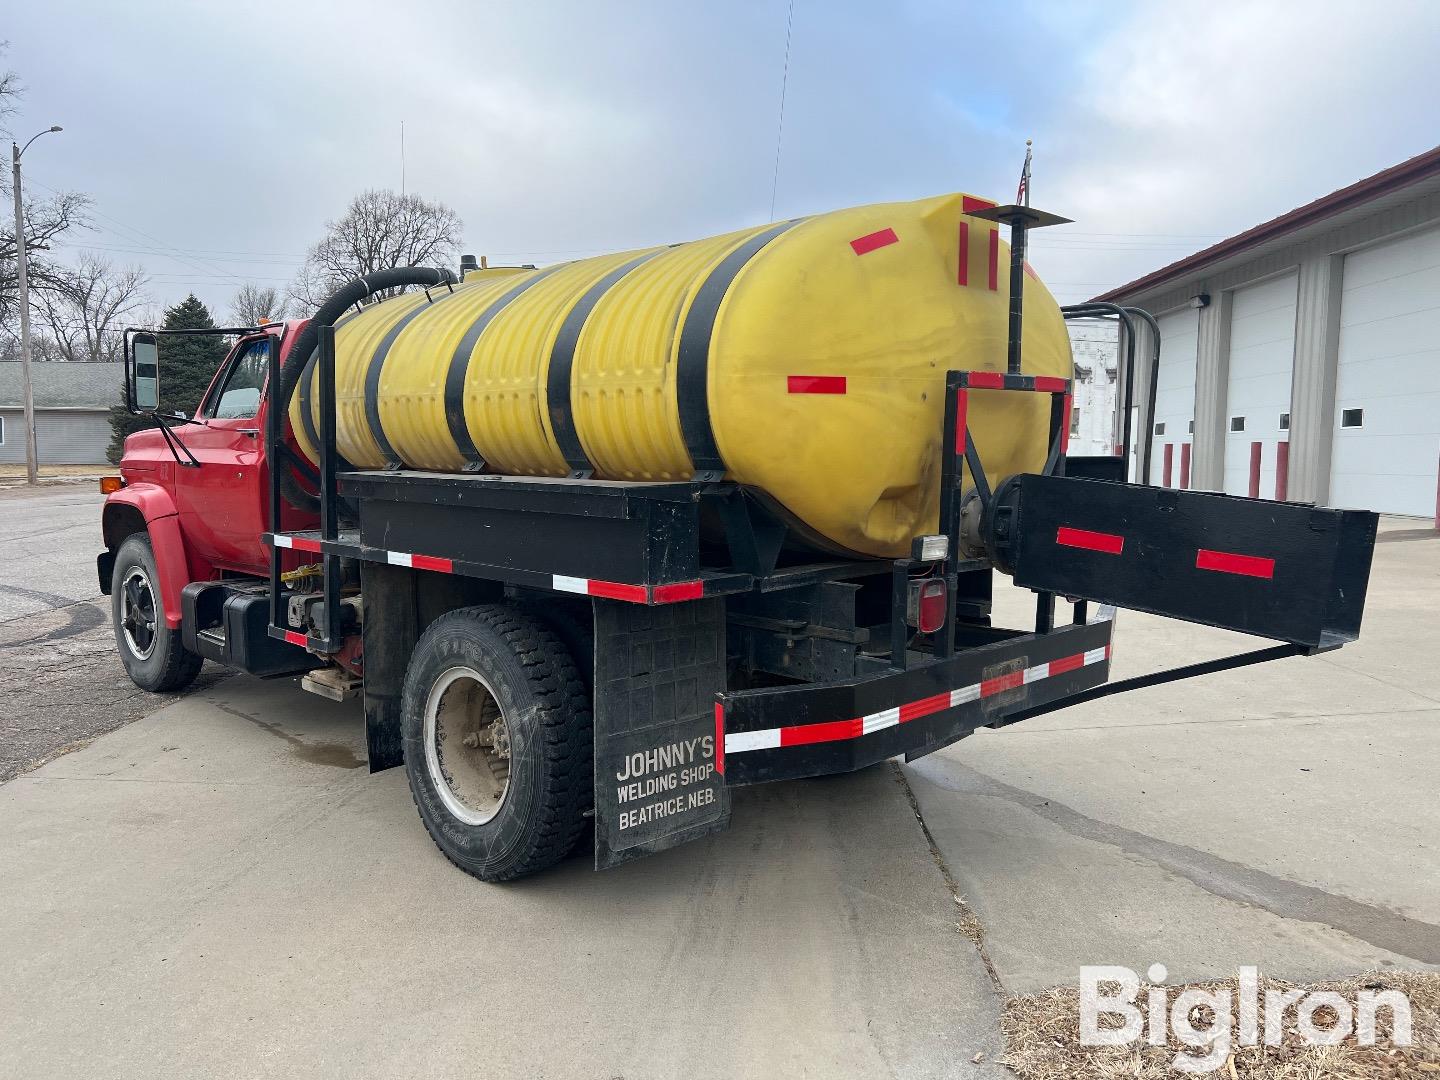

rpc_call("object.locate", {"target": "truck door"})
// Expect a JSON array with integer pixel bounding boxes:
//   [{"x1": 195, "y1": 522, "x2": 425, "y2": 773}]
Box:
[{"x1": 174, "y1": 336, "x2": 273, "y2": 574}]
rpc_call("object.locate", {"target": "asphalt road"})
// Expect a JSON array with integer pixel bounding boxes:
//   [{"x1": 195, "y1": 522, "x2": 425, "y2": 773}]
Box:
[
  {"x1": 0, "y1": 484, "x2": 107, "y2": 620},
  {"x1": 0, "y1": 484, "x2": 229, "y2": 780}
]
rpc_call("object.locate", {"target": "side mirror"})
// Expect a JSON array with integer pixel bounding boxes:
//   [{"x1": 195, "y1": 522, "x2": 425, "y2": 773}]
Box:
[{"x1": 130, "y1": 333, "x2": 159, "y2": 412}]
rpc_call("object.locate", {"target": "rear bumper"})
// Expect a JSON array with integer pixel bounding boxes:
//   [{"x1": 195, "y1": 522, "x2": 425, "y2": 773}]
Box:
[{"x1": 717, "y1": 614, "x2": 1114, "y2": 785}]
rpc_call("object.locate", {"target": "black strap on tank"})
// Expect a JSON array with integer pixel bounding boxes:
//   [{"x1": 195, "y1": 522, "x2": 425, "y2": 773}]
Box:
[
  {"x1": 444, "y1": 266, "x2": 565, "y2": 469},
  {"x1": 546, "y1": 250, "x2": 665, "y2": 478},
  {"x1": 363, "y1": 291, "x2": 465, "y2": 468},
  {"x1": 675, "y1": 219, "x2": 804, "y2": 480},
  {"x1": 297, "y1": 303, "x2": 367, "y2": 459}
]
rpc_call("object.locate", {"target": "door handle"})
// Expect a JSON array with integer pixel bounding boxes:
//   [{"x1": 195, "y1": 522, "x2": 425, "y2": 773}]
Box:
[{"x1": 238, "y1": 428, "x2": 260, "y2": 438}]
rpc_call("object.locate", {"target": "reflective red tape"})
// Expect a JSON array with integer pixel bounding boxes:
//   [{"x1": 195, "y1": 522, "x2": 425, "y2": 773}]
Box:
[
  {"x1": 787, "y1": 375, "x2": 846, "y2": 394},
  {"x1": 586, "y1": 579, "x2": 650, "y2": 603},
  {"x1": 780, "y1": 717, "x2": 862, "y2": 747},
  {"x1": 957, "y1": 220, "x2": 970, "y2": 286},
  {"x1": 955, "y1": 389, "x2": 969, "y2": 454},
  {"x1": 961, "y1": 195, "x2": 996, "y2": 214},
  {"x1": 899, "y1": 691, "x2": 952, "y2": 723},
  {"x1": 1060, "y1": 392, "x2": 1073, "y2": 454},
  {"x1": 1196, "y1": 548, "x2": 1275, "y2": 580},
  {"x1": 290, "y1": 537, "x2": 322, "y2": 553},
  {"x1": 981, "y1": 670, "x2": 1024, "y2": 697},
  {"x1": 987, "y1": 228, "x2": 999, "y2": 290},
  {"x1": 850, "y1": 228, "x2": 899, "y2": 256},
  {"x1": 967, "y1": 371, "x2": 1005, "y2": 389},
  {"x1": 282, "y1": 630, "x2": 307, "y2": 647},
  {"x1": 1033, "y1": 376, "x2": 1068, "y2": 393},
  {"x1": 714, "y1": 702, "x2": 725, "y2": 776},
  {"x1": 1056, "y1": 526, "x2": 1125, "y2": 555},
  {"x1": 1048, "y1": 652, "x2": 1086, "y2": 676},
  {"x1": 653, "y1": 580, "x2": 705, "y2": 604},
  {"x1": 410, "y1": 554, "x2": 454, "y2": 573}
]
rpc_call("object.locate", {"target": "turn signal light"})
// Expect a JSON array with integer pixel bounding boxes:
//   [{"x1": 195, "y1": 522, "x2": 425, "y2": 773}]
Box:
[
  {"x1": 99, "y1": 476, "x2": 124, "y2": 494},
  {"x1": 907, "y1": 578, "x2": 949, "y2": 634}
]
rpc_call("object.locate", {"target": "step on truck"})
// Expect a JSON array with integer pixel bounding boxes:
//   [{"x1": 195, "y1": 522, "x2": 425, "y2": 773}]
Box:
[{"x1": 99, "y1": 196, "x2": 1378, "y2": 881}]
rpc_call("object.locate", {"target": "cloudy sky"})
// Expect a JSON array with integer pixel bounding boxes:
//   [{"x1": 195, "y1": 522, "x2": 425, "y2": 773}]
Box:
[{"x1": 6, "y1": 0, "x2": 1439, "y2": 318}]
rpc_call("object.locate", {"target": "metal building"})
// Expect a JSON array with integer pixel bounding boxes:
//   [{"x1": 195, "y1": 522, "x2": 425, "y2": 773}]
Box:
[
  {"x1": 1095, "y1": 145, "x2": 1440, "y2": 522},
  {"x1": 0, "y1": 362, "x2": 122, "y2": 465}
]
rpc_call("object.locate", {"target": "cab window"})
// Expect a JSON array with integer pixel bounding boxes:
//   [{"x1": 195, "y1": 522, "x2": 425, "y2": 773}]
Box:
[{"x1": 205, "y1": 339, "x2": 269, "y2": 420}]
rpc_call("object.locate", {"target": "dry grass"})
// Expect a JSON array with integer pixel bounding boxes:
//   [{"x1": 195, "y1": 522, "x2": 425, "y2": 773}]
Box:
[{"x1": 1001, "y1": 971, "x2": 1439, "y2": 1078}]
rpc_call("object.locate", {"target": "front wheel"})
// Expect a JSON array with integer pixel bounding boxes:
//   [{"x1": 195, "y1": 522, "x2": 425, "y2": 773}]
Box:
[
  {"x1": 402, "y1": 605, "x2": 592, "y2": 882},
  {"x1": 110, "y1": 533, "x2": 202, "y2": 693}
]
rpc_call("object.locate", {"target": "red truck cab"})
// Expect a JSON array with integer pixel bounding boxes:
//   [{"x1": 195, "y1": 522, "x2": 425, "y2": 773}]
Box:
[{"x1": 100, "y1": 322, "x2": 315, "y2": 688}]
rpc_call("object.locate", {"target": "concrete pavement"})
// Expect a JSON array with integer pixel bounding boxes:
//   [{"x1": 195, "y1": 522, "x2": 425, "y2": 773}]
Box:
[
  {"x1": 2, "y1": 482, "x2": 1436, "y2": 1076},
  {"x1": 906, "y1": 518, "x2": 1440, "y2": 992},
  {"x1": 1, "y1": 676, "x2": 1004, "y2": 1080}
]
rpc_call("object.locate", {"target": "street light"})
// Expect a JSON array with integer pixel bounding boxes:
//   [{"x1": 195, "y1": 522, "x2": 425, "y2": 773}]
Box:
[{"x1": 11, "y1": 124, "x2": 64, "y2": 486}]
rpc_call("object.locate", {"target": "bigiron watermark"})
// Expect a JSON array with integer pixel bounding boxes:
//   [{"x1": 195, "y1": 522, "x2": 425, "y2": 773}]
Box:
[{"x1": 1079, "y1": 964, "x2": 1413, "y2": 1074}]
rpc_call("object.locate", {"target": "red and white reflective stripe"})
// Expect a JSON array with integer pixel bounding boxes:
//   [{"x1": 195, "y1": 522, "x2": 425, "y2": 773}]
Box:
[
  {"x1": 552, "y1": 575, "x2": 705, "y2": 605},
  {"x1": 272, "y1": 534, "x2": 322, "y2": 553},
  {"x1": 385, "y1": 550, "x2": 454, "y2": 573},
  {"x1": 722, "y1": 644, "x2": 1110, "y2": 755},
  {"x1": 552, "y1": 575, "x2": 646, "y2": 602}
]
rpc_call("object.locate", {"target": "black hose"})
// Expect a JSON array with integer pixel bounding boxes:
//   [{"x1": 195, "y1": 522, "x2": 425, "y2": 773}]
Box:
[{"x1": 275, "y1": 266, "x2": 456, "y2": 511}]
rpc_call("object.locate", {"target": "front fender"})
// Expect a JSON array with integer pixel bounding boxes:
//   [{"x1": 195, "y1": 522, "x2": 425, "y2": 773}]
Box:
[{"x1": 103, "y1": 484, "x2": 189, "y2": 630}]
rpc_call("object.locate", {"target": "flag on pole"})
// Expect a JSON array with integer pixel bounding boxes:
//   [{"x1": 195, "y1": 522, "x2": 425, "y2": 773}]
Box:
[{"x1": 1016, "y1": 140, "x2": 1033, "y2": 206}]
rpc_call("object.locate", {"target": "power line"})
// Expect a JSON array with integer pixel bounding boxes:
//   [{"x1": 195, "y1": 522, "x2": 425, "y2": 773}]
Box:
[
  {"x1": 768, "y1": 0, "x2": 795, "y2": 222},
  {"x1": 25, "y1": 177, "x2": 251, "y2": 288}
]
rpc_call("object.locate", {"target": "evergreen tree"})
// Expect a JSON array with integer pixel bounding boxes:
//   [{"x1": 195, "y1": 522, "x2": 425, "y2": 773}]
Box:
[{"x1": 106, "y1": 294, "x2": 232, "y2": 463}]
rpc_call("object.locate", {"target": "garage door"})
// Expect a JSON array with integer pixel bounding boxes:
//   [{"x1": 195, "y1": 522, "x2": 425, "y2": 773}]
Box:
[
  {"x1": 1148, "y1": 308, "x2": 1198, "y2": 486},
  {"x1": 1224, "y1": 273, "x2": 1297, "y2": 498},
  {"x1": 1330, "y1": 225, "x2": 1440, "y2": 517}
]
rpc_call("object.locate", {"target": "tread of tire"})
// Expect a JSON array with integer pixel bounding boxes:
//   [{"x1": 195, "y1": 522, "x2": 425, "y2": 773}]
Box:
[
  {"x1": 116, "y1": 535, "x2": 203, "y2": 693},
  {"x1": 408, "y1": 604, "x2": 592, "y2": 882}
]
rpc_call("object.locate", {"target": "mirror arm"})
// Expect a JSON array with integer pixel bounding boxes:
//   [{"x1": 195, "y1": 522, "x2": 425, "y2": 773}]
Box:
[{"x1": 152, "y1": 412, "x2": 201, "y2": 469}]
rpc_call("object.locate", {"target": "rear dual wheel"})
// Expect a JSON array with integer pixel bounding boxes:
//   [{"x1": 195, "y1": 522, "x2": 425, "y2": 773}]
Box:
[{"x1": 401, "y1": 605, "x2": 592, "y2": 882}]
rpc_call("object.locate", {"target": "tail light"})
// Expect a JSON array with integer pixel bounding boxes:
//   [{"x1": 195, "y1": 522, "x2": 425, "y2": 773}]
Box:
[{"x1": 907, "y1": 578, "x2": 948, "y2": 634}]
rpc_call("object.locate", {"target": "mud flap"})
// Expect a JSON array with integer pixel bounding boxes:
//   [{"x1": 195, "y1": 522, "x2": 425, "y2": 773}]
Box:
[{"x1": 592, "y1": 597, "x2": 731, "y2": 870}]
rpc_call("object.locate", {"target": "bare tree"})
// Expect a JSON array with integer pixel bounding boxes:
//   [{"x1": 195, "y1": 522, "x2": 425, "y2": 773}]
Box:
[
  {"x1": 26, "y1": 253, "x2": 149, "y2": 362},
  {"x1": 289, "y1": 189, "x2": 463, "y2": 311},
  {"x1": 230, "y1": 282, "x2": 287, "y2": 326},
  {"x1": 0, "y1": 47, "x2": 91, "y2": 325}
]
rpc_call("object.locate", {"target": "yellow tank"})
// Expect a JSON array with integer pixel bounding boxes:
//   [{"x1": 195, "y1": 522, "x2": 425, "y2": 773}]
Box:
[{"x1": 289, "y1": 192, "x2": 1071, "y2": 559}]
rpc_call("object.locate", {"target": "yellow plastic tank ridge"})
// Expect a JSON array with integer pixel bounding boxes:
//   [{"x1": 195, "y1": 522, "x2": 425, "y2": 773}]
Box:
[{"x1": 289, "y1": 192, "x2": 1072, "y2": 559}]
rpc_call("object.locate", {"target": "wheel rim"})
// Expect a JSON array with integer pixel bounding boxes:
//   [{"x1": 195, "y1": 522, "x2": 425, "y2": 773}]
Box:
[
  {"x1": 120, "y1": 566, "x2": 158, "y2": 661},
  {"x1": 424, "y1": 666, "x2": 512, "y2": 826}
]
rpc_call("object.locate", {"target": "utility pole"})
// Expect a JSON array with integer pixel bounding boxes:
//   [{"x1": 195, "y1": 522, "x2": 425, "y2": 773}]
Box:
[{"x1": 10, "y1": 126, "x2": 62, "y2": 486}]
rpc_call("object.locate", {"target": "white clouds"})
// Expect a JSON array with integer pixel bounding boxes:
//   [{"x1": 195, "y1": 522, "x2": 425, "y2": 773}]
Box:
[
  {"x1": 1025, "y1": 0, "x2": 1440, "y2": 301},
  {"x1": 6, "y1": 0, "x2": 1437, "y2": 311}
]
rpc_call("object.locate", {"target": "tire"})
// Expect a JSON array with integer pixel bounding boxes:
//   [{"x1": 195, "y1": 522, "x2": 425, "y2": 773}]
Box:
[
  {"x1": 110, "y1": 533, "x2": 203, "y2": 693},
  {"x1": 402, "y1": 604, "x2": 592, "y2": 882}
]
